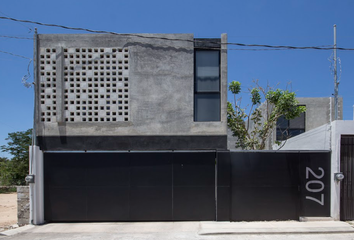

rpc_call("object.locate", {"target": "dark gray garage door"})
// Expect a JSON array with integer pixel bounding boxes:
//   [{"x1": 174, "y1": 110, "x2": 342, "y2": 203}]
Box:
[{"x1": 44, "y1": 151, "x2": 216, "y2": 222}]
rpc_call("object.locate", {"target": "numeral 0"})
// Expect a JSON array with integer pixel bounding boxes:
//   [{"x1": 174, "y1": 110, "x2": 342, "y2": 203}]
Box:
[{"x1": 306, "y1": 180, "x2": 324, "y2": 192}]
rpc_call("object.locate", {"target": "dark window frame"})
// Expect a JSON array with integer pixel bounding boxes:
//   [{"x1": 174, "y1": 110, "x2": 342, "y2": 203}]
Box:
[
  {"x1": 193, "y1": 49, "x2": 221, "y2": 122},
  {"x1": 276, "y1": 109, "x2": 306, "y2": 141}
]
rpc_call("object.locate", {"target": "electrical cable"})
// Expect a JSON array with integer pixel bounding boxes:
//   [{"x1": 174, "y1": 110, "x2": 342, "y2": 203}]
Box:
[
  {"x1": 229, "y1": 48, "x2": 294, "y2": 51},
  {"x1": 229, "y1": 45, "x2": 335, "y2": 51},
  {"x1": 226, "y1": 43, "x2": 354, "y2": 50},
  {"x1": 0, "y1": 11, "x2": 33, "y2": 32},
  {"x1": 1, "y1": 16, "x2": 354, "y2": 51},
  {"x1": 0, "y1": 16, "x2": 199, "y2": 44},
  {"x1": 0, "y1": 49, "x2": 31, "y2": 59},
  {"x1": 22, "y1": 59, "x2": 33, "y2": 88},
  {"x1": 0, "y1": 35, "x2": 33, "y2": 40}
]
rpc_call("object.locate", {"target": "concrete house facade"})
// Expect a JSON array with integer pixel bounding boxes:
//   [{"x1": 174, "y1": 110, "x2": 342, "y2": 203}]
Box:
[
  {"x1": 28, "y1": 32, "x2": 337, "y2": 224},
  {"x1": 35, "y1": 33, "x2": 228, "y2": 151},
  {"x1": 30, "y1": 33, "x2": 229, "y2": 224}
]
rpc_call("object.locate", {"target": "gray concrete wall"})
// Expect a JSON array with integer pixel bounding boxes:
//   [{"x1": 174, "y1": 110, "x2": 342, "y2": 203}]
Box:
[
  {"x1": 17, "y1": 186, "x2": 29, "y2": 226},
  {"x1": 296, "y1": 97, "x2": 343, "y2": 130},
  {"x1": 35, "y1": 34, "x2": 227, "y2": 137},
  {"x1": 227, "y1": 128, "x2": 239, "y2": 150}
]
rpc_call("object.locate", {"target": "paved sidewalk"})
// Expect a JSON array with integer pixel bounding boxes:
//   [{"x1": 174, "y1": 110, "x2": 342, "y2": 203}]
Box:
[
  {"x1": 1, "y1": 220, "x2": 354, "y2": 239},
  {"x1": 199, "y1": 221, "x2": 354, "y2": 235}
]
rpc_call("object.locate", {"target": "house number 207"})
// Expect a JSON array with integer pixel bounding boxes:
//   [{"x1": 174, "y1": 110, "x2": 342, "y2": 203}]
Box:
[{"x1": 305, "y1": 167, "x2": 325, "y2": 206}]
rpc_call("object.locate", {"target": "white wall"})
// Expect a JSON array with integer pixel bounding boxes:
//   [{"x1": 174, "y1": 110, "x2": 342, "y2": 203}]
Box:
[
  {"x1": 275, "y1": 123, "x2": 331, "y2": 151},
  {"x1": 330, "y1": 121, "x2": 354, "y2": 220},
  {"x1": 29, "y1": 146, "x2": 44, "y2": 225}
]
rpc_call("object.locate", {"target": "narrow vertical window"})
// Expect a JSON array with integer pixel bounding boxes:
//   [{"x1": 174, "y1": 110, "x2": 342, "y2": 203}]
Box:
[{"x1": 194, "y1": 50, "x2": 220, "y2": 121}]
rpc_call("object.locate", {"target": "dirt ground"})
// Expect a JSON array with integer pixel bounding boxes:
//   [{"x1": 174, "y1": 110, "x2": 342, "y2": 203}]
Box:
[{"x1": 0, "y1": 192, "x2": 17, "y2": 230}]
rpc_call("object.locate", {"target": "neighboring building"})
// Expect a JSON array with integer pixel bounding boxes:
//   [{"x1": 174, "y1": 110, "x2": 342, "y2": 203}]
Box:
[
  {"x1": 275, "y1": 97, "x2": 343, "y2": 143},
  {"x1": 228, "y1": 97, "x2": 343, "y2": 150}
]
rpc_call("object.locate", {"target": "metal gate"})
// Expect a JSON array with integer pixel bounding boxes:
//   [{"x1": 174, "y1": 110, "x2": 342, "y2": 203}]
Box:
[
  {"x1": 44, "y1": 150, "x2": 330, "y2": 222},
  {"x1": 340, "y1": 135, "x2": 354, "y2": 220},
  {"x1": 217, "y1": 151, "x2": 330, "y2": 221},
  {"x1": 44, "y1": 151, "x2": 216, "y2": 222}
]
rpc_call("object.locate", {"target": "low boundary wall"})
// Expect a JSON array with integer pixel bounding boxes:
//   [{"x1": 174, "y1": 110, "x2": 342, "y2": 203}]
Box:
[{"x1": 17, "y1": 186, "x2": 30, "y2": 226}]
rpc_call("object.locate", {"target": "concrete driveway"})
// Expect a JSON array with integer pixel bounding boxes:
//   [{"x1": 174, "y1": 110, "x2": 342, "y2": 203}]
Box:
[{"x1": 1, "y1": 221, "x2": 354, "y2": 240}]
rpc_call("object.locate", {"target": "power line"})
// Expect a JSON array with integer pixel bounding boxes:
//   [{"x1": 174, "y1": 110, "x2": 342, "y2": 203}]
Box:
[
  {"x1": 1, "y1": 16, "x2": 354, "y2": 51},
  {"x1": 0, "y1": 35, "x2": 33, "y2": 40},
  {"x1": 227, "y1": 43, "x2": 354, "y2": 51},
  {"x1": 0, "y1": 48, "x2": 33, "y2": 89},
  {"x1": 22, "y1": 59, "x2": 33, "y2": 88},
  {"x1": 229, "y1": 45, "x2": 334, "y2": 51},
  {"x1": 0, "y1": 49, "x2": 31, "y2": 59},
  {"x1": 230, "y1": 48, "x2": 302, "y2": 51},
  {"x1": 0, "y1": 16, "x2": 198, "y2": 44},
  {"x1": 0, "y1": 11, "x2": 33, "y2": 32}
]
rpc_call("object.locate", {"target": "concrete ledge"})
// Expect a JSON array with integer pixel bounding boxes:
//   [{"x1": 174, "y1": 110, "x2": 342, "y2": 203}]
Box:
[
  {"x1": 0, "y1": 225, "x2": 34, "y2": 236},
  {"x1": 198, "y1": 221, "x2": 354, "y2": 235},
  {"x1": 2, "y1": 221, "x2": 353, "y2": 237},
  {"x1": 37, "y1": 135, "x2": 228, "y2": 151},
  {"x1": 299, "y1": 217, "x2": 334, "y2": 222}
]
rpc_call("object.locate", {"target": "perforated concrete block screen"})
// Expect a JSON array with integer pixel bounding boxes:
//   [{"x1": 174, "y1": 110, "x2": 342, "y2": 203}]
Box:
[{"x1": 39, "y1": 47, "x2": 130, "y2": 123}]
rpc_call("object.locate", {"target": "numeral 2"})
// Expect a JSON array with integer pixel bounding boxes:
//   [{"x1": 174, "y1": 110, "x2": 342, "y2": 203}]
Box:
[{"x1": 306, "y1": 167, "x2": 324, "y2": 179}]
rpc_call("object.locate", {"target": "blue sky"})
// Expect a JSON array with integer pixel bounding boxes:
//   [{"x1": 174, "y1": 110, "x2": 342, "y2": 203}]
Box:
[{"x1": 1, "y1": 0, "x2": 354, "y2": 157}]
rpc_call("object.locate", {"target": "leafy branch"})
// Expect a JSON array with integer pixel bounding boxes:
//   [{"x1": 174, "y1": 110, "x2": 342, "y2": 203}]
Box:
[{"x1": 227, "y1": 80, "x2": 306, "y2": 150}]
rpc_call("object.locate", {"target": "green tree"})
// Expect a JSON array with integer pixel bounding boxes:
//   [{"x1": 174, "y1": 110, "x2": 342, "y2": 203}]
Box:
[
  {"x1": 0, "y1": 158, "x2": 13, "y2": 186},
  {"x1": 227, "y1": 81, "x2": 306, "y2": 150},
  {"x1": 0, "y1": 129, "x2": 32, "y2": 185}
]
